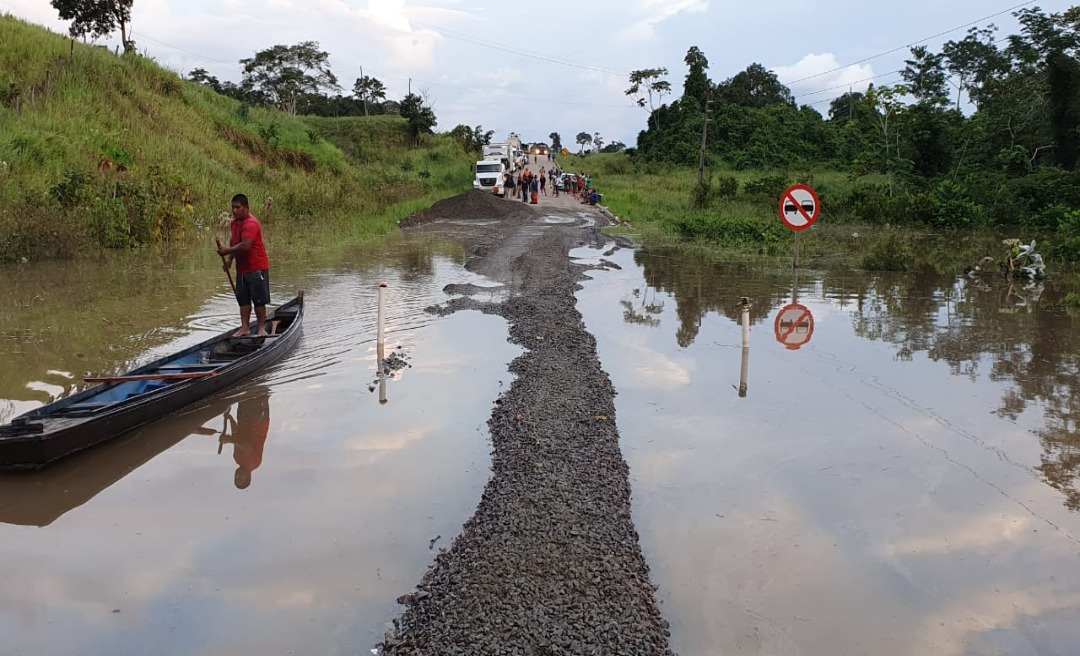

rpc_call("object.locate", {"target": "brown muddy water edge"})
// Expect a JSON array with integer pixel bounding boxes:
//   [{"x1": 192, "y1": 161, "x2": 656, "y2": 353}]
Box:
[{"x1": 381, "y1": 190, "x2": 673, "y2": 655}]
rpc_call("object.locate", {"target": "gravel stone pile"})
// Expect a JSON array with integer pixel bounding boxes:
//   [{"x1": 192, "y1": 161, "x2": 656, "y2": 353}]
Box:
[{"x1": 382, "y1": 196, "x2": 675, "y2": 655}]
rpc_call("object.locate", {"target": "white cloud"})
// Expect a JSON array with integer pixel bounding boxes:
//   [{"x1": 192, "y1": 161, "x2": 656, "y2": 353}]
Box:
[
  {"x1": 620, "y1": 0, "x2": 709, "y2": 40},
  {"x1": 776, "y1": 53, "x2": 878, "y2": 108}
]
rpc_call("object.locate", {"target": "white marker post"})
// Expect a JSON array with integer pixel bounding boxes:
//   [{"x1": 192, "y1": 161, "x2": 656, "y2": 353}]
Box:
[
  {"x1": 739, "y1": 297, "x2": 751, "y2": 398},
  {"x1": 377, "y1": 282, "x2": 388, "y2": 348},
  {"x1": 377, "y1": 283, "x2": 389, "y2": 405}
]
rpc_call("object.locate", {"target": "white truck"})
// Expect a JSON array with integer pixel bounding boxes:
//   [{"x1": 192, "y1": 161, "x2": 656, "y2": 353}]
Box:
[
  {"x1": 473, "y1": 159, "x2": 508, "y2": 196},
  {"x1": 483, "y1": 142, "x2": 514, "y2": 172}
]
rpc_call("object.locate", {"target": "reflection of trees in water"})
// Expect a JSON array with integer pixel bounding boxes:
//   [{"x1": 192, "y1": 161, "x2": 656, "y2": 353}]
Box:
[
  {"x1": 635, "y1": 247, "x2": 1080, "y2": 512},
  {"x1": 634, "y1": 249, "x2": 791, "y2": 348},
  {"x1": 847, "y1": 267, "x2": 1080, "y2": 513},
  {"x1": 620, "y1": 288, "x2": 664, "y2": 328}
]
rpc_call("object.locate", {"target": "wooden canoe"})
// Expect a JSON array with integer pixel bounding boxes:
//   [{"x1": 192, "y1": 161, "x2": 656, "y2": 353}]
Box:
[{"x1": 0, "y1": 293, "x2": 303, "y2": 470}]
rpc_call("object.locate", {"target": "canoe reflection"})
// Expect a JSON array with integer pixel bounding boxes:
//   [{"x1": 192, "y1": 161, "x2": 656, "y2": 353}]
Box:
[{"x1": 0, "y1": 384, "x2": 272, "y2": 527}]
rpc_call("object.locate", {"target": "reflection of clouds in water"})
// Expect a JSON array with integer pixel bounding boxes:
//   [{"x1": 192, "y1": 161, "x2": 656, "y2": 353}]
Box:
[
  {"x1": 0, "y1": 279, "x2": 519, "y2": 655},
  {"x1": 577, "y1": 247, "x2": 1080, "y2": 656},
  {"x1": 618, "y1": 333, "x2": 693, "y2": 387}
]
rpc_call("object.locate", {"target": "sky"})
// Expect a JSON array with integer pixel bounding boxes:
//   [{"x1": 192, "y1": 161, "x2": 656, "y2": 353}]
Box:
[{"x1": 0, "y1": 0, "x2": 1066, "y2": 147}]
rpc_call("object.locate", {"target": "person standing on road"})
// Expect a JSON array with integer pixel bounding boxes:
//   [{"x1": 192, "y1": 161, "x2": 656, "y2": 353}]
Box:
[
  {"x1": 217, "y1": 193, "x2": 270, "y2": 337},
  {"x1": 540, "y1": 172, "x2": 547, "y2": 196}
]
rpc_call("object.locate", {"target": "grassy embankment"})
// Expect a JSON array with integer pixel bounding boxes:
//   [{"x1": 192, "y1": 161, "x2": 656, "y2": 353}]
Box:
[
  {"x1": 0, "y1": 14, "x2": 474, "y2": 263},
  {"x1": 562, "y1": 153, "x2": 1076, "y2": 275}
]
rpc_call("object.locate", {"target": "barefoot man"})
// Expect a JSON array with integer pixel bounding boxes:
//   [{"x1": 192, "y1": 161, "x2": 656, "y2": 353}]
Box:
[{"x1": 217, "y1": 193, "x2": 270, "y2": 337}]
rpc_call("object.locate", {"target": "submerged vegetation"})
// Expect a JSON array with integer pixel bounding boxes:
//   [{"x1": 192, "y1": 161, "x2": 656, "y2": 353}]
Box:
[{"x1": 0, "y1": 14, "x2": 473, "y2": 263}]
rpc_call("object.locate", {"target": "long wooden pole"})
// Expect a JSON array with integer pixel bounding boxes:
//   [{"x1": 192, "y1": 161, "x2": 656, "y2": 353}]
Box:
[
  {"x1": 216, "y1": 238, "x2": 236, "y2": 293},
  {"x1": 85, "y1": 372, "x2": 218, "y2": 384}
]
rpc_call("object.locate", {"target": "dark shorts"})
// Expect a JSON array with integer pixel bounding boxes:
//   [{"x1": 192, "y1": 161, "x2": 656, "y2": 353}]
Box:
[{"x1": 236, "y1": 269, "x2": 270, "y2": 307}]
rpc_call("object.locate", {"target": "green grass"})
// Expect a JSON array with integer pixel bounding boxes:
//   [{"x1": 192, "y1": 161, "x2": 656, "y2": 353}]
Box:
[
  {"x1": 0, "y1": 14, "x2": 474, "y2": 262},
  {"x1": 561, "y1": 152, "x2": 1054, "y2": 271}
]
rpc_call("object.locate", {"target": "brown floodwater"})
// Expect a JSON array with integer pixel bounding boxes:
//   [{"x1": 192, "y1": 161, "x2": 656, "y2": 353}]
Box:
[
  {"x1": 0, "y1": 236, "x2": 519, "y2": 655},
  {"x1": 575, "y1": 245, "x2": 1080, "y2": 656},
  {"x1": 4, "y1": 232, "x2": 1080, "y2": 656}
]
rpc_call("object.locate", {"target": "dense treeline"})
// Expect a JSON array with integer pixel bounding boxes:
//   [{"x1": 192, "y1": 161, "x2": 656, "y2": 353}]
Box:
[{"x1": 633, "y1": 7, "x2": 1080, "y2": 260}]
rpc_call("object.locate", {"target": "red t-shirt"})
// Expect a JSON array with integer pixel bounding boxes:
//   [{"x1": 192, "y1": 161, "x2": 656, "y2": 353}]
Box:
[{"x1": 230, "y1": 214, "x2": 270, "y2": 274}]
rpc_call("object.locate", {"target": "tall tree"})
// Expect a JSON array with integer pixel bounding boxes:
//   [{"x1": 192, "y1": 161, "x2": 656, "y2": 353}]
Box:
[
  {"x1": 715, "y1": 63, "x2": 793, "y2": 109},
  {"x1": 1047, "y1": 50, "x2": 1080, "y2": 170},
  {"x1": 352, "y1": 75, "x2": 386, "y2": 116},
  {"x1": 942, "y1": 26, "x2": 1007, "y2": 110},
  {"x1": 901, "y1": 45, "x2": 949, "y2": 108},
  {"x1": 51, "y1": 0, "x2": 135, "y2": 53},
  {"x1": 240, "y1": 42, "x2": 339, "y2": 115},
  {"x1": 449, "y1": 124, "x2": 494, "y2": 154},
  {"x1": 576, "y1": 131, "x2": 593, "y2": 154},
  {"x1": 683, "y1": 46, "x2": 711, "y2": 111},
  {"x1": 399, "y1": 93, "x2": 437, "y2": 142},
  {"x1": 626, "y1": 68, "x2": 672, "y2": 129},
  {"x1": 593, "y1": 132, "x2": 604, "y2": 152},
  {"x1": 549, "y1": 132, "x2": 563, "y2": 152},
  {"x1": 187, "y1": 68, "x2": 222, "y2": 93}
]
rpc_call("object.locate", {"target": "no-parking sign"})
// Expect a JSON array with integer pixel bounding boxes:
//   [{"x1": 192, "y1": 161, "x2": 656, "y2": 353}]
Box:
[
  {"x1": 774, "y1": 303, "x2": 814, "y2": 350},
  {"x1": 779, "y1": 185, "x2": 821, "y2": 232}
]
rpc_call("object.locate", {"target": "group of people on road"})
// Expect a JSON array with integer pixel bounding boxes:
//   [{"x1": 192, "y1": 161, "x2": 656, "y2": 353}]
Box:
[{"x1": 504, "y1": 159, "x2": 565, "y2": 204}]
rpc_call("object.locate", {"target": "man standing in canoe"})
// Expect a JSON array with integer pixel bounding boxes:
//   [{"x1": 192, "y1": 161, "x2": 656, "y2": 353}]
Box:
[{"x1": 217, "y1": 194, "x2": 271, "y2": 337}]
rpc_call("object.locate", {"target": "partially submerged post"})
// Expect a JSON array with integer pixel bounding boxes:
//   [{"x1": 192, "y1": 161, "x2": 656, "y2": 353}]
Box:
[
  {"x1": 739, "y1": 297, "x2": 751, "y2": 398},
  {"x1": 377, "y1": 283, "x2": 389, "y2": 405}
]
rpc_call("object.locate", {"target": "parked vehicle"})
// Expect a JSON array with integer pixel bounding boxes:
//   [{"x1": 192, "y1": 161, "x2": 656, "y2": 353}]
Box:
[
  {"x1": 483, "y1": 142, "x2": 513, "y2": 171},
  {"x1": 474, "y1": 159, "x2": 508, "y2": 196}
]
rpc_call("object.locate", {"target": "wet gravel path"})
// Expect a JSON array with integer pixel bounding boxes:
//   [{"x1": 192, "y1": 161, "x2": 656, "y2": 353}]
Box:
[{"x1": 382, "y1": 191, "x2": 674, "y2": 655}]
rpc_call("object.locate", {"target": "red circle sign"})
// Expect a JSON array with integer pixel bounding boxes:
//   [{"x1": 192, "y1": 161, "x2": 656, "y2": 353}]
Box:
[
  {"x1": 774, "y1": 303, "x2": 815, "y2": 350},
  {"x1": 779, "y1": 184, "x2": 821, "y2": 232}
]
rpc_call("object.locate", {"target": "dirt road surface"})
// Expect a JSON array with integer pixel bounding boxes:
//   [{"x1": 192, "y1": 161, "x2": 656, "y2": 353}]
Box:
[{"x1": 383, "y1": 178, "x2": 674, "y2": 655}]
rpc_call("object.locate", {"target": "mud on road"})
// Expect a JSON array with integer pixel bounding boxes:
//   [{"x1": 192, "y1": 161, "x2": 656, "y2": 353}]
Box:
[{"x1": 382, "y1": 190, "x2": 674, "y2": 655}]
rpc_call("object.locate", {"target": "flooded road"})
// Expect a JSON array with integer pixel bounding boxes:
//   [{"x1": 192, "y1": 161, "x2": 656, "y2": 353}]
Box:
[
  {"x1": 0, "y1": 236, "x2": 520, "y2": 655},
  {"x1": 575, "y1": 246, "x2": 1080, "y2": 656},
  {"x1": 3, "y1": 225, "x2": 1080, "y2": 656}
]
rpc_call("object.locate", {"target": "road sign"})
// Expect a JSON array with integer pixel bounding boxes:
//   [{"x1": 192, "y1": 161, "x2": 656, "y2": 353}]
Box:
[
  {"x1": 774, "y1": 303, "x2": 814, "y2": 350},
  {"x1": 779, "y1": 184, "x2": 821, "y2": 232}
]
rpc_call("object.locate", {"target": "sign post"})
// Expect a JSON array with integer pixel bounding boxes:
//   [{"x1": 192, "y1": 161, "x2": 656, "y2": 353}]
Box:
[{"x1": 779, "y1": 184, "x2": 822, "y2": 268}]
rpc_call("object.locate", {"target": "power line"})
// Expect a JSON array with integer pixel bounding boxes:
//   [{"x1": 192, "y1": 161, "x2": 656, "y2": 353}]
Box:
[
  {"x1": 795, "y1": 70, "x2": 903, "y2": 100},
  {"x1": 132, "y1": 31, "x2": 235, "y2": 65},
  {"x1": 410, "y1": 76, "x2": 635, "y2": 109},
  {"x1": 780, "y1": 0, "x2": 1036, "y2": 86},
  {"x1": 409, "y1": 19, "x2": 628, "y2": 78}
]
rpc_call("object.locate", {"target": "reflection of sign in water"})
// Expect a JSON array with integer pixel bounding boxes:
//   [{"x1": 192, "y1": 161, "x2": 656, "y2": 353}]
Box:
[
  {"x1": 779, "y1": 184, "x2": 821, "y2": 232},
  {"x1": 774, "y1": 303, "x2": 815, "y2": 350}
]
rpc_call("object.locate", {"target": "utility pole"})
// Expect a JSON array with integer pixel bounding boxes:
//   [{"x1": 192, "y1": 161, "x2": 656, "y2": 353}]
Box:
[
  {"x1": 408, "y1": 77, "x2": 412, "y2": 96},
  {"x1": 697, "y1": 95, "x2": 713, "y2": 186},
  {"x1": 360, "y1": 65, "x2": 369, "y2": 117}
]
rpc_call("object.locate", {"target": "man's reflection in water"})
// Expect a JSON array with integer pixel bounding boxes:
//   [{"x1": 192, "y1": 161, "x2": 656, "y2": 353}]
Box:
[{"x1": 219, "y1": 389, "x2": 271, "y2": 490}]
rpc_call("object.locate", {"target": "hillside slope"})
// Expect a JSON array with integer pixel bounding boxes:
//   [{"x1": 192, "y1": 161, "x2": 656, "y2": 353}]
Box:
[{"x1": 0, "y1": 14, "x2": 473, "y2": 262}]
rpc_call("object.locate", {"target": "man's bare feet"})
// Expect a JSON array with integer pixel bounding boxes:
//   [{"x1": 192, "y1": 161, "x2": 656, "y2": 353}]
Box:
[{"x1": 234, "y1": 328, "x2": 251, "y2": 337}]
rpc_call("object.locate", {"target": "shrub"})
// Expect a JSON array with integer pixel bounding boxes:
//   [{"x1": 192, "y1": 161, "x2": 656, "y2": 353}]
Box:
[
  {"x1": 1023, "y1": 204, "x2": 1080, "y2": 232},
  {"x1": 49, "y1": 170, "x2": 90, "y2": 208},
  {"x1": 860, "y1": 234, "x2": 912, "y2": 271},
  {"x1": 931, "y1": 180, "x2": 985, "y2": 229},
  {"x1": 742, "y1": 174, "x2": 789, "y2": 201},
  {"x1": 714, "y1": 175, "x2": 738, "y2": 199},
  {"x1": 674, "y1": 213, "x2": 786, "y2": 247}
]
